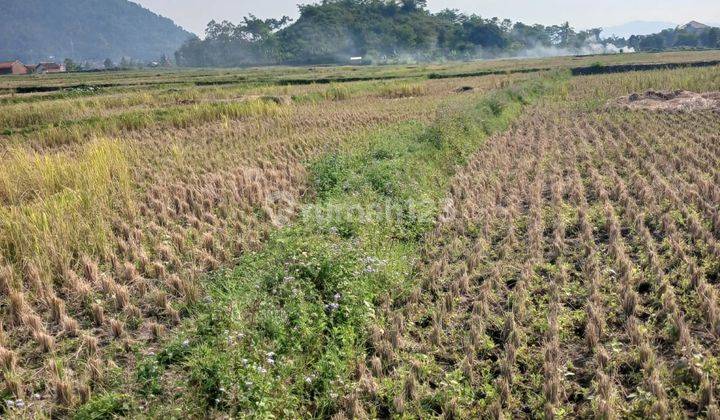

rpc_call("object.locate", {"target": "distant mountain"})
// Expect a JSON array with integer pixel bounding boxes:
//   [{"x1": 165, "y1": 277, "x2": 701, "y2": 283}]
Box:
[
  {"x1": 600, "y1": 21, "x2": 677, "y2": 39},
  {"x1": 680, "y1": 21, "x2": 711, "y2": 32},
  {"x1": 0, "y1": 0, "x2": 194, "y2": 63}
]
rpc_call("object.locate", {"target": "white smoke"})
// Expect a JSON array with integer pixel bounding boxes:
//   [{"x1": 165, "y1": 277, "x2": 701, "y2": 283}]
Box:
[
  {"x1": 503, "y1": 41, "x2": 634, "y2": 60},
  {"x1": 581, "y1": 42, "x2": 635, "y2": 55}
]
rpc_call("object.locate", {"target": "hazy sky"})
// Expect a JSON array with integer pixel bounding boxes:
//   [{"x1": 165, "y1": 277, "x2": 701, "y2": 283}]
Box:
[{"x1": 134, "y1": 0, "x2": 720, "y2": 35}]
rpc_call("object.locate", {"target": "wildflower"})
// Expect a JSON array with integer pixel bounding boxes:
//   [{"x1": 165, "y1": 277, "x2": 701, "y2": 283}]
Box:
[
  {"x1": 334, "y1": 293, "x2": 341, "y2": 302},
  {"x1": 14, "y1": 400, "x2": 24, "y2": 409},
  {"x1": 6, "y1": 400, "x2": 15, "y2": 408},
  {"x1": 182, "y1": 339, "x2": 190, "y2": 347}
]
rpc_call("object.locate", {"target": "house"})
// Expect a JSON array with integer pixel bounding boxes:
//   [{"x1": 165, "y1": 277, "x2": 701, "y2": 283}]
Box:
[
  {"x1": 35, "y1": 62, "x2": 66, "y2": 74},
  {"x1": 0, "y1": 60, "x2": 29, "y2": 75}
]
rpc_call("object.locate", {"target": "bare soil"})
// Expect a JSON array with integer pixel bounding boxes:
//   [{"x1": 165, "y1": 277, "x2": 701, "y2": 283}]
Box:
[{"x1": 613, "y1": 90, "x2": 720, "y2": 111}]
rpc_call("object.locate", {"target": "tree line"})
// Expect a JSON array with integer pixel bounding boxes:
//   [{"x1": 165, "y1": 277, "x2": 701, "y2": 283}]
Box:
[
  {"x1": 624, "y1": 27, "x2": 720, "y2": 51},
  {"x1": 174, "y1": 0, "x2": 610, "y2": 67},
  {"x1": 174, "y1": 0, "x2": 720, "y2": 67}
]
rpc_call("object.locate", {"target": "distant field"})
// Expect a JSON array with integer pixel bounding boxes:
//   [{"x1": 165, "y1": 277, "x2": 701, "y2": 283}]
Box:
[
  {"x1": 0, "y1": 51, "x2": 718, "y2": 417},
  {"x1": 2, "y1": 50, "x2": 720, "y2": 94}
]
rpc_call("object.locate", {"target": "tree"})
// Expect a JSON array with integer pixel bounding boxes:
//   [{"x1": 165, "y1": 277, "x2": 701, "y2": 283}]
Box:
[
  {"x1": 239, "y1": 14, "x2": 291, "y2": 41},
  {"x1": 699, "y1": 27, "x2": 719, "y2": 48},
  {"x1": 639, "y1": 34, "x2": 665, "y2": 50},
  {"x1": 464, "y1": 15, "x2": 508, "y2": 49},
  {"x1": 103, "y1": 58, "x2": 115, "y2": 69},
  {"x1": 63, "y1": 58, "x2": 80, "y2": 72},
  {"x1": 511, "y1": 22, "x2": 551, "y2": 47},
  {"x1": 119, "y1": 57, "x2": 132, "y2": 69},
  {"x1": 400, "y1": 0, "x2": 427, "y2": 13},
  {"x1": 675, "y1": 32, "x2": 699, "y2": 47}
]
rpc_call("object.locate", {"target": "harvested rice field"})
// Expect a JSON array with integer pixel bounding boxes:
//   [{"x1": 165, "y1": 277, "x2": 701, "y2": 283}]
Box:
[{"x1": 0, "y1": 52, "x2": 718, "y2": 418}]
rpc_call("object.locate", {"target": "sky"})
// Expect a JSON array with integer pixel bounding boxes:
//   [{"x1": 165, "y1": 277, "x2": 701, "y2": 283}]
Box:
[{"x1": 134, "y1": 0, "x2": 720, "y2": 36}]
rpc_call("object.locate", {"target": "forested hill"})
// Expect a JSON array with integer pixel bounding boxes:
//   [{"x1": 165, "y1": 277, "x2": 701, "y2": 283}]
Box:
[
  {"x1": 176, "y1": 0, "x2": 720, "y2": 67},
  {"x1": 176, "y1": 0, "x2": 611, "y2": 67},
  {"x1": 0, "y1": 0, "x2": 193, "y2": 63},
  {"x1": 626, "y1": 23, "x2": 720, "y2": 51}
]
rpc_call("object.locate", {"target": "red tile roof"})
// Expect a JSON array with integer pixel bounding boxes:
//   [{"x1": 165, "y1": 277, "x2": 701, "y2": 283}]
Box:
[
  {"x1": 39, "y1": 62, "x2": 62, "y2": 69},
  {"x1": 0, "y1": 61, "x2": 20, "y2": 69}
]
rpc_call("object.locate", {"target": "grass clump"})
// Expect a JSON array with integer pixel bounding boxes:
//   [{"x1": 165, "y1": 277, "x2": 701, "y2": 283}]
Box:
[
  {"x1": 377, "y1": 82, "x2": 427, "y2": 98},
  {"x1": 0, "y1": 138, "x2": 132, "y2": 271},
  {"x1": 73, "y1": 392, "x2": 133, "y2": 420},
  {"x1": 323, "y1": 84, "x2": 353, "y2": 101}
]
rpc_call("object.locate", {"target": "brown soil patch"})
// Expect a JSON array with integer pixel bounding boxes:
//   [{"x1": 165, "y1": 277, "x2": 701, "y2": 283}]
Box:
[{"x1": 613, "y1": 90, "x2": 720, "y2": 111}]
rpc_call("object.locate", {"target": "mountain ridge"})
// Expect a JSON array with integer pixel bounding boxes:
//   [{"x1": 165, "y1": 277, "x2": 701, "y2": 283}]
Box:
[
  {"x1": 600, "y1": 20, "x2": 677, "y2": 38},
  {"x1": 0, "y1": 0, "x2": 193, "y2": 63}
]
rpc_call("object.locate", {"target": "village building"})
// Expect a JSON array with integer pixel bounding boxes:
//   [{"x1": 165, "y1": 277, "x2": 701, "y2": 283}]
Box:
[
  {"x1": 35, "y1": 62, "x2": 66, "y2": 74},
  {"x1": 0, "y1": 60, "x2": 29, "y2": 75}
]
